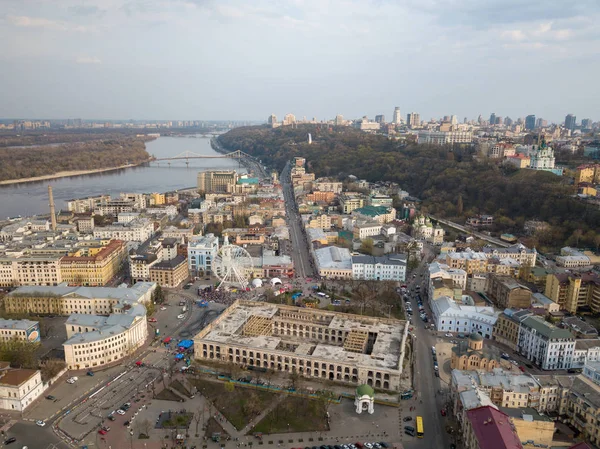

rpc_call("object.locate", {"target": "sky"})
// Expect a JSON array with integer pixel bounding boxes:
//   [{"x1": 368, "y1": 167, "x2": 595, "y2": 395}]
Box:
[{"x1": 1, "y1": 0, "x2": 600, "y2": 123}]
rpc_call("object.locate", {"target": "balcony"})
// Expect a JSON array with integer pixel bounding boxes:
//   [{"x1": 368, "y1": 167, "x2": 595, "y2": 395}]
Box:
[{"x1": 574, "y1": 412, "x2": 588, "y2": 428}]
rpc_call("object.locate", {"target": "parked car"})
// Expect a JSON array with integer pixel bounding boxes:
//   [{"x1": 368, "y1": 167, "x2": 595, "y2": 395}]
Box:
[
  {"x1": 148, "y1": 318, "x2": 157, "y2": 323},
  {"x1": 87, "y1": 370, "x2": 94, "y2": 376},
  {"x1": 441, "y1": 409, "x2": 447, "y2": 416},
  {"x1": 501, "y1": 353, "x2": 510, "y2": 360},
  {"x1": 124, "y1": 421, "x2": 130, "y2": 426},
  {"x1": 177, "y1": 314, "x2": 185, "y2": 319},
  {"x1": 404, "y1": 426, "x2": 415, "y2": 437},
  {"x1": 4, "y1": 437, "x2": 16, "y2": 444},
  {"x1": 98, "y1": 430, "x2": 107, "y2": 435},
  {"x1": 101, "y1": 426, "x2": 110, "y2": 432},
  {"x1": 457, "y1": 333, "x2": 465, "y2": 338},
  {"x1": 403, "y1": 416, "x2": 413, "y2": 422},
  {"x1": 116, "y1": 409, "x2": 126, "y2": 415},
  {"x1": 36, "y1": 420, "x2": 45, "y2": 427},
  {"x1": 46, "y1": 395, "x2": 56, "y2": 400},
  {"x1": 445, "y1": 333, "x2": 453, "y2": 337}
]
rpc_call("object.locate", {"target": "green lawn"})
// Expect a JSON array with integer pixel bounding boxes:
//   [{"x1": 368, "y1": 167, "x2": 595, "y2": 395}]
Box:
[
  {"x1": 192, "y1": 378, "x2": 279, "y2": 430},
  {"x1": 250, "y1": 396, "x2": 329, "y2": 434}
]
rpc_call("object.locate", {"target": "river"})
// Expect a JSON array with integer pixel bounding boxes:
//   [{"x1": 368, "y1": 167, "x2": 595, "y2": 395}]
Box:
[{"x1": 0, "y1": 135, "x2": 244, "y2": 218}]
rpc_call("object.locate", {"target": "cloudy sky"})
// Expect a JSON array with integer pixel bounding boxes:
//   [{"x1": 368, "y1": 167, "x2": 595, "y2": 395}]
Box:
[{"x1": 2, "y1": 0, "x2": 599, "y2": 122}]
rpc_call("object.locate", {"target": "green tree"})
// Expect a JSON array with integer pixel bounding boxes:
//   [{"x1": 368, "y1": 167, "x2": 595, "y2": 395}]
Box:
[
  {"x1": 152, "y1": 285, "x2": 165, "y2": 304},
  {"x1": 359, "y1": 238, "x2": 374, "y2": 255},
  {"x1": 457, "y1": 194, "x2": 464, "y2": 216}
]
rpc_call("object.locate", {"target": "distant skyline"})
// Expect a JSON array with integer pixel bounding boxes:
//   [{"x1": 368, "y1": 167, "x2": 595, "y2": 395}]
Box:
[{"x1": 2, "y1": 0, "x2": 600, "y2": 122}]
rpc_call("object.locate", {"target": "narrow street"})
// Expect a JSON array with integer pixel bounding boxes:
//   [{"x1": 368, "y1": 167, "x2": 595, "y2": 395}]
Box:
[
  {"x1": 403, "y1": 246, "x2": 452, "y2": 449},
  {"x1": 281, "y1": 161, "x2": 315, "y2": 279}
]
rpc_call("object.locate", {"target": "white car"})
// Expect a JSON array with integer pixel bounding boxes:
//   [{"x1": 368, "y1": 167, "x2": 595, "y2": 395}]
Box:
[
  {"x1": 36, "y1": 420, "x2": 45, "y2": 427},
  {"x1": 445, "y1": 333, "x2": 453, "y2": 337},
  {"x1": 177, "y1": 314, "x2": 185, "y2": 319},
  {"x1": 160, "y1": 307, "x2": 167, "y2": 311},
  {"x1": 116, "y1": 409, "x2": 126, "y2": 415}
]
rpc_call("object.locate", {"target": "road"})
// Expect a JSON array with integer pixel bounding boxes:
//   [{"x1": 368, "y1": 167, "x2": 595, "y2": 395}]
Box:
[
  {"x1": 281, "y1": 161, "x2": 315, "y2": 279},
  {"x1": 431, "y1": 215, "x2": 510, "y2": 248},
  {"x1": 403, "y1": 246, "x2": 452, "y2": 449}
]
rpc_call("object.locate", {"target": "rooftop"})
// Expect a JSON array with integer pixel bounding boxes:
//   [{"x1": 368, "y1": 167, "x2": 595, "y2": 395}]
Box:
[
  {"x1": 0, "y1": 368, "x2": 38, "y2": 387},
  {"x1": 315, "y1": 246, "x2": 352, "y2": 270},
  {"x1": 351, "y1": 254, "x2": 407, "y2": 266},
  {"x1": 195, "y1": 301, "x2": 407, "y2": 371},
  {"x1": 521, "y1": 316, "x2": 574, "y2": 340},
  {"x1": 466, "y1": 406, "x2": 523, "y2": 449},
  {"x1": 0, "y1": 319, "x2": 38, "y2": 331}
]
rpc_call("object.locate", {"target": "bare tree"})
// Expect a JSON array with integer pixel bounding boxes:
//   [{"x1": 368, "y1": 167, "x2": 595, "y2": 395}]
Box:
[{"x1": 193, "y1": 406, "x2": 203, "y2": 436}]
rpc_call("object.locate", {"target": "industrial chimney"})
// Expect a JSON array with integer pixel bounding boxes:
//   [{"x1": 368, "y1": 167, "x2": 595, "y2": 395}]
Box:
[{"x1": 48, "y1": 185, "x2": 57, "y2": 231}]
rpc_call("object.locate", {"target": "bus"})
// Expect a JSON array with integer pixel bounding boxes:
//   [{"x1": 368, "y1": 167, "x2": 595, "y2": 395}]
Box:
[{"x1": 416, "y1": 416, "x2": 424, "y2": 438}]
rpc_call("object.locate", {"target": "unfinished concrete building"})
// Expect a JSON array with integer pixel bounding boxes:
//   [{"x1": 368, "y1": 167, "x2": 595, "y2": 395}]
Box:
[{"x1": 193, "y1": 300, "x2": 409, "y2": 391}]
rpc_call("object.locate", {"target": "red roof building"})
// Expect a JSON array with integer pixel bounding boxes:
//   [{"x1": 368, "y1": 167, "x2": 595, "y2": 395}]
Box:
[{"x1": 464, "y1": 406, "x2": 522, "y2": 449}]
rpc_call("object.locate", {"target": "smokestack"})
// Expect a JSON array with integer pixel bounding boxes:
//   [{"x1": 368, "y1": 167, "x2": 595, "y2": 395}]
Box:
[{"x1": 48, "y1": 185, "x2": 57, "y2": 231}]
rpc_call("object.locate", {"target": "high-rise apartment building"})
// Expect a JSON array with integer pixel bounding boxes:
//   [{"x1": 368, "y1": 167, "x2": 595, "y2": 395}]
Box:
[
  {"x1": 334, "y1": 114, "x2": 345, "y2": 126},
  {"x1": 565, "y1": 114, "x2": 577, "y2": 131},
  {"x1": 582, "y1": 118, "x2": 592, "y2": 129},
  {"x1": 197, "y1": 170, "x2": 238, "y2": 193},
  {"x1": 489, "y1": 113, "x2": 497, "y2": 125},
  {"x1": 525, "y1": 115, "x2": 536, "y2": 131},
  {"x1": 406, "y1": 112, "x2": 420, "y2": 128},
  {"x1": 536, "y1": 118, "x2": 548, "y2": 128},
  {"x1": 267, "y1": 114, "x2": 277, "y2": 126},
  {"x1": 392, "y1": 107, "x2": 402, "y2": 124},
  {"x1": 375, "y1": 115, "x2": 385, "y2": 124}
]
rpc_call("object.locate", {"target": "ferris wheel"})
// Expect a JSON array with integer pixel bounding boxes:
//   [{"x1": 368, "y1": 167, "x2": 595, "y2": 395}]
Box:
[{"x1": 213, "y1": 244, "x2": 254, "y2": 290}]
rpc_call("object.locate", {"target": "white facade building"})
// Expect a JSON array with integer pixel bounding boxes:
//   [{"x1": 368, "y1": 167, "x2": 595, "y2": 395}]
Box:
[
  {"x1": 352, "y1": 254, "x2": 407, "y2": 282},
  {"x1": 418, "y1": 130, "x2": 473, "y2": 145},
  {"x1": 0, "y1": 367, "x2": 45, "y2": 411},
  {"x1": 187, "y1": 234, "x2": 219, "y2": 275},
  {"x1": 93, "y1": 219, "x2": 154, "y2": 243},
  {"x1": 353, "y1": 223, "x2": 382, "y2": 240},
  {"x1": 572, "y1": 340, "x2": 600, "y2": 369},
  {"x1": 428, "y1": 261, "x2": 467, "y2": 300},
  {"x1": 430, "y1": 296, "x2": 499, "y2": 338},
  {"x1": 517, "y1": 316, "x2": 575, "y2": 370}
]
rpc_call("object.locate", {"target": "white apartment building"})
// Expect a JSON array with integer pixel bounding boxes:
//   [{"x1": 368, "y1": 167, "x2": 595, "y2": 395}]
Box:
[
  {"x1": 117, "y1": 212, "x2": 141, "y2": 223},
  {"x1": 351, "y1": 254, "x2": 407, "y2": 282},
  {"x1": 145, "y1": 205, "x2": 178, "y2": 219},
  {"x1": 353, "y1": 223, "x2": 382, "y2": 240},
  {"x1": 431, "y1": 296, "x2": 499, "y2": 338},
  {"x1": 313, "y1": 180, "x2": 343, "y2": 194},
  {"x1": 428, "y1": 261, "x2": 467, "y2": 301},
  {"x1": 517, "y1": 316, "x2": 575, "y2": 370},
  {"x1": 67, "y1": 195, "x2": 111, "y2": 213},
  {"x1": 572, "y1": 340, "x2": 600, "y2": 369},
  {"x1": 93, "y1": 219, "x2": 154, "y2": 243},
  {"x1": 188, "y1": 234, "x2": 219, "y2": 276},
  {"x1": 418, "y1": 130, "x2": 473, "y2": 145},
  {"x1": 0, "y1": 256, "x2": 63, "y2": 288},
  {"x1": 0, "y1": 367, "x2": 45, "y2": 411}
]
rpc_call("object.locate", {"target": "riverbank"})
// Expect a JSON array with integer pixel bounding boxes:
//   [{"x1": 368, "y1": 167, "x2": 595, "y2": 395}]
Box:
[
  {"x1": 211, "y1": 137, "x2": 268, "y2": 179},
  {"x1": 0, "y1": 161, "x2": 150, "y2": 186}
]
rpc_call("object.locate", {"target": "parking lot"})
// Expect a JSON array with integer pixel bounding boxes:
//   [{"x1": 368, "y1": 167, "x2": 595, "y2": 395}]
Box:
[
  {"x1": 1, "y1": 421, "x2": 69, "y2": 449},
  {"x1": 57, "y1": 365, "x2": 161, "y2": 442}
]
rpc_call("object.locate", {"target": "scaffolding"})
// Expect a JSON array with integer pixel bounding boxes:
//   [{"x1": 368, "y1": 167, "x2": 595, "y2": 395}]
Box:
[
  {"x1": 242, "y1": 315, "x2": 273, "y2": 337},
  {"x1": 344, "y1": 329, "x2": 368, "y2": 353}
]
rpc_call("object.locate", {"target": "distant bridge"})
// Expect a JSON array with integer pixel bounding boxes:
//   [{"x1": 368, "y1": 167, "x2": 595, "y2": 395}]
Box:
[{"x1": 152, "y1": 150, "x2": 255, "y2": 163}]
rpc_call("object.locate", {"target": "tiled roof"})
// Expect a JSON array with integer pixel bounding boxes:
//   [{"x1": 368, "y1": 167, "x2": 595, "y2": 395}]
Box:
[{"x1": 466, "y1": 406, "x2": 523, "y2": 449}]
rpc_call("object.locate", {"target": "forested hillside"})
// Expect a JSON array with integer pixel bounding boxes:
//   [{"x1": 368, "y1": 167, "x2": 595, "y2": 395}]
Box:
[
  {"x1": 0, "y1": 138, "x2": 151, "y2": 181},
  {"x1": 219, "y1": 125, "x2": 600, "y2": 250}
]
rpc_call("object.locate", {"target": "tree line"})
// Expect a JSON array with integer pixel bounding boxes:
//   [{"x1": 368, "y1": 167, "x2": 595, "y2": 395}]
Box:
[
  {"x1": 218, "y1": 125, "x2": 600, "y2": 251},
  {"x1": 0, "y1": 137, "x2": 151, "y2": 181}
]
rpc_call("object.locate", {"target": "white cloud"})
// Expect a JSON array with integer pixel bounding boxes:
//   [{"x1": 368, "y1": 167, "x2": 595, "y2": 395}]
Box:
[
  {"x1": 8, "y1": 15, "x2": 68, "y2": 31},
  {"x1": 76, "y1": 56, "x2": 101, "y2": 64}
]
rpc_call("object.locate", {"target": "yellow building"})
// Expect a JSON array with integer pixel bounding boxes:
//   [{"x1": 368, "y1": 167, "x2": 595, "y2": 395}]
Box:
[
  {"x1": 149, "y1": 256, "x2": 189, "y2": 288},
  {"x1": 579, "y1": 185, "x2": 597, "y2": 196},
  {"x1": 575, "y1": 164, "x2": 600, "y2": 184},
  {"x1": 60, "y1": 240, "x2": 126, "y2": 286},
  {"x1": 339, "y1": 193, "x2": 365, "y2": 214},
  {"x1": 451, "y1": 333, "x2": 501, "y2": 372},
  {"x1": 492, "y1": 310, "x2": 532, "y2": 351},
  {"x1": 150, "y1": 192, "x2": 165, "y2": 205},
  {"x1": 545, "y1": 272, "x2": 600, "y2": 314}
]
